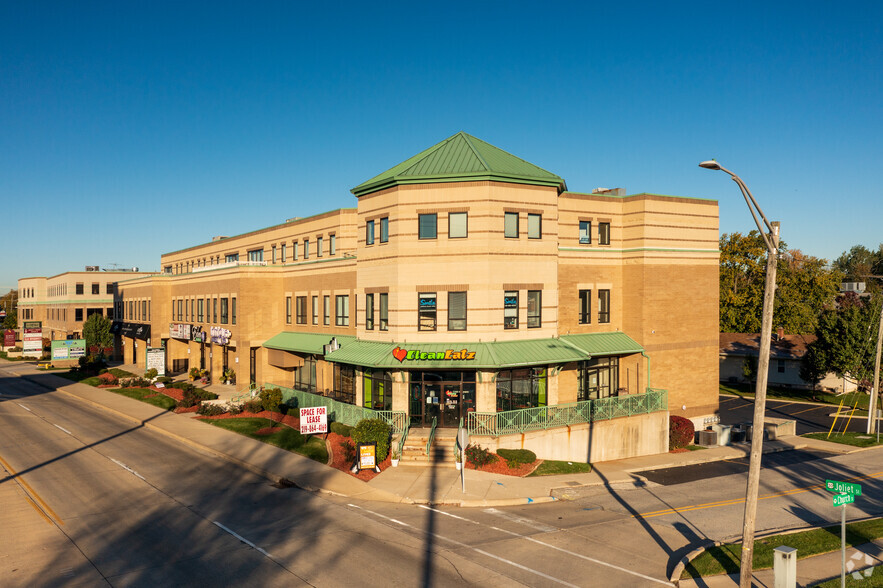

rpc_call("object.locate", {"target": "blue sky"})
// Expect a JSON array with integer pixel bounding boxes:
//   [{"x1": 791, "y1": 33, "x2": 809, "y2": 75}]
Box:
[{"x1": 2, "y1": 1, "x2": 881, "y2": 292}]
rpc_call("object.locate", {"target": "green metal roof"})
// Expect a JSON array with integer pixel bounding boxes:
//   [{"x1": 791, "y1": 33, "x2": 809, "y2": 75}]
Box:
[
  {"x1": 559, "y1": 332, "x2": 644, "y2": 357},
  {"x1": 263, "y1": 332, "x2": 357, "y2": 355},
  {"x1": 351, "y1": 132, "x2": 566, "y2": 197}
]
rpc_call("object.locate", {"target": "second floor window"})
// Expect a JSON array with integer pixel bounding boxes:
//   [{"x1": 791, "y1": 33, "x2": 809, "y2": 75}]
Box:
[
  {"x1": 220, "y1": 298, "x2": 229, "y2": 324},
  {"x1": 504, "y1": 212, "x2": 519, "y2": 238},
  {"x1": 579, "y1": 221, "x2": 591, "y2": 244},
  {"x1": 198, "y1": 299, "x2": 204, "y2": 322},
  {"x1": 379, "y1": 292, "x2": 389, "y2": 331},
  {"x1": 330, "y1": 234, "x2": 336, "y2": 255},
  {"x1": 317, "y1": 236, "x2": 323, "y2": 257},
  {"x1": 380, "y1": 217, "x2": 389, "y2": 242},
  {"x1": 579, "y1": 290, "x2": 591, "y2": 324},
  {"x1": 336, "y1": 295, "x2": 350, "y2": 326},
  {"x1": 296, "y1": 296, "x2": 307, "y2": 324},
  {"x1": 226, "y1": 253, "x2": 239, "y2": 263},
  {"x1": 527, "y1": 290, "x2": 541, "y2": 328},
  {"x1": 247, "y1": 249, "x2": 263, "y2": 262},
  {"x1": 527, "y1": 214, "x2": 542, "y2": 239},
  {"x1": 323, "y1": 295, "x2": 330, "y2": 325},
  {"x1": 504, "y1": 291, "x2": 518, "y2": 329},
  {"x1": 286, "y1": 296, "x2": 292, "y2": 324},
  {"x1": 599, "y1": 222, "x2": 611, "y2": 245},
  {"x1": 304, "y1": 239, "x2": 310, "y2": 260},
  {"x1": 418, "y1": 214, "x2": 437, "y2": 240},
  {"x1": 418, "y1": 293, "x2": 436, "y2": 331},
  {"x1": 448, "y1": 212, "x2": 467, "y2": 238},
  {"x1": 366, "y1": 293, "x2": 374, "y2": 330},
  {"x1": 92, "y1": 283, "x2": 100, "y2": 295},
  {"x1": 76, "y1": 283, "x2": 84, "y2": 295},
  {"x1": 312, "y1": 296, "x2": 318, "y2": 324},
  {"x1": 599, "y1": 289, "x2": 610, "y2": 323},
  {"x1": 366, "y1": 220, "x2": 375, "y2": 245},
  {"x1": 448, "y1": 291, "x2": 466, "y2": 331}
]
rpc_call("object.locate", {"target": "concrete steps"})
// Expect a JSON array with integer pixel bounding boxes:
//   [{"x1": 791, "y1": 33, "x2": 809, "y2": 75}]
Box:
[{"x1": 398, "y1": 431, "x2": 459, "y2": 468}]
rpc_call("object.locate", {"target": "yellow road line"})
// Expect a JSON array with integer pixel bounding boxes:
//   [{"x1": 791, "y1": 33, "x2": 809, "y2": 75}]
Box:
[
  {"x1": 633, "y1": 471, "x2": 883, "y2": 519},
  {"x1": 0, "y1": 454, "x2": 63, "y2": 525},
  {"x1": 791, "y1": 405, "x2": 825, "y2": 415}
]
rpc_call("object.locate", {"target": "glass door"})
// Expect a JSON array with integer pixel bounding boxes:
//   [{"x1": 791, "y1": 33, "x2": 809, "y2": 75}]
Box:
[
  {"x1": 442, "y1": 383, "x2": 460, "y2": 427},
  {"x1": 425, "y1": 382, "x2": 441, "y2": 425}
]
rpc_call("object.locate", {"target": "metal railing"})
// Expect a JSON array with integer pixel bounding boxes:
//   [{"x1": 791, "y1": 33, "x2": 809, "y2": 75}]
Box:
[
  {"x1": 467, "y1": 388, "x2": 667, "y2": 437},
  {"x1": 426, "y1": 416, "x2": 437, "y2": 454},
  {"x1": 395, "y1": 422, "x2": 409, "y2": 460},
  {"x1": 271, "y1": 385, "x2": 407, "y2": 434}
]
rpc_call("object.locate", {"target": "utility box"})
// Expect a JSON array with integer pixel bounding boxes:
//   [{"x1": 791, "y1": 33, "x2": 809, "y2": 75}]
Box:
[
  {"x1": 696, "y1": 430, "x2": 718, "y2": 446},
  {"x1": 773, "y1": 545, "x2": 796, "y2": 588},
  {"x1": 711, "y1": 424, "x2": 732, "y2": 446}
]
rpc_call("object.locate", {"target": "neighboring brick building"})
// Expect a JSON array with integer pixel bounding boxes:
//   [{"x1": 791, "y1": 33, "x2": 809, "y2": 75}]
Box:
[{"x1": 115, "y1": 132, "x2": 720, "y2": 461}]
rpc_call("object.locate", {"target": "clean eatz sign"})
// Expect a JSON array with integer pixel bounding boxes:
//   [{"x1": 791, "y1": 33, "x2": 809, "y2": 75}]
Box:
[{"x1": 392, "y1": 346, "x2": 476, "y2": 362}]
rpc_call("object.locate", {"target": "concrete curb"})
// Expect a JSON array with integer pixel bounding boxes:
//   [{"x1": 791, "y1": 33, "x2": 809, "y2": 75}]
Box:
[{"x1": 669, "y1": 542, "x2": 717, "y2": 585}]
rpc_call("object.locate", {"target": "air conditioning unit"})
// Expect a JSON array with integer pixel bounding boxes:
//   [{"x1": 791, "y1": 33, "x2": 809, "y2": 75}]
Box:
[{"x1": 696, "y1": 430, "x2": 718, "y2": 446}]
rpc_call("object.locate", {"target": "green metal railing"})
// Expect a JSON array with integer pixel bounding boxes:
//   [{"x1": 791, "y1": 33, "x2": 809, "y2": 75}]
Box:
[
  {"x1": 426, "y1": 416, "x2": 437, "y2": 454},
  {"x1": 395, "y1": 422, "x2": 409, "y2": 460},
  {"x1": 271, "y1": 385, "x2": 407, "y2": 434},
  {"x1": 467, "y1": 388, "x2": 667, "y2": 437}
]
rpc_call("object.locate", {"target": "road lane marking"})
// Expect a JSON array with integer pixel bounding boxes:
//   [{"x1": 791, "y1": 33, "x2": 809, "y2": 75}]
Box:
[
  {"x1": 17, "y1": 403, "x2": 32, "y2": 412},
  {"x1": 109, "y1": 458, "x2": 146, "y2": 481},
  {"x1": 483, "y1": 507, "x2": 559, "y2": 532},
  {"x1": 634, "y1": 470, "x2": 883, "y2": 519},
  {"x1": 414, "y1": 505, "x2": 671, "y2": 586},
  {"x1": 0, "y1": 453, "x2": 63, "y2": 525},
  {"x1": 791, "y1": 405, "x2": 825, "y2": 415},
  {"x1": 53, "y1": 424, "x2": 73, "y2": 435},
  {"x1": 212, "y1": 521, "x2": 273, "y2": 558},
  {"x1": 351, "y1": 504, "x2": 581, "y2": 587}
]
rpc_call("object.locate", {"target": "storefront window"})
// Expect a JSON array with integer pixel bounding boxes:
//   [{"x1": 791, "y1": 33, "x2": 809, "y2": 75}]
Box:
[
  {"x1": 496, "y1": 368, "x2": 547, "y2": 412},
  {"x1": 363, "y1": 370, "x2": 392, "y2": 411},
  {"x1": 504, "y1": 291, "x2": 518, "y2": 329},
  {"x1": 418, "y1": 293, "x2": 436, "y2": 331},
  {"x1": 365, "y1": 293, "x2": 374, "y2": 330},
  {"x1": 578, "y1": 357, "x2": 619, "y2": 401},
  {"x1": 295, "y1": 355, "x2": 317, "y2": 392},
  {"x1": 332, "y1": 364, "x2": 355, "y2": 404}
]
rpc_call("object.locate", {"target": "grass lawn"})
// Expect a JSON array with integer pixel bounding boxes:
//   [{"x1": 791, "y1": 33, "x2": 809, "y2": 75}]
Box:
[
  {"x1": 529, "y1": 460, "x2": 592, "y2": 476},
  {"x1": 812, "y1": 565, "x2": 883, "y2": 587},
  {"x1": 112, "y1": 387, "x2": 177, "y2": 410},
  {"x1": 803, "y1": 432, "x2": 883, "y2": 448},
  {"x1": 683, "y1": 518, "x2": 883, "y2": 579},
  {"x1": 206, "y1": 417, "x2": 328, "y2": 463},
  {"x1": 720, "y1": 383, "x2": 870, "y2": 411}
]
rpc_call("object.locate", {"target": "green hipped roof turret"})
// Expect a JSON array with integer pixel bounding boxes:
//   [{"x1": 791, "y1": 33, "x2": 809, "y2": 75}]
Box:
[{"x1": 351, "y1": 132, "x2": 566, "y2": 197}]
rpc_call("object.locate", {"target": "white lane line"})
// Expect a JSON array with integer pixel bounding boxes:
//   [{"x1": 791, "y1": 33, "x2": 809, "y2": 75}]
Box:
[
  {"x1": 350, "y1": 504, "x2": 579, "y2": 587},
  {"x1": 109, "y1": 458, "x2": 146, "y2": 481},
  {"x1": 17, "y1": 403, "x2": 32, "y2": 412},
  {"x1": 53, "y1": 424, "x2": 73, "y2": 435},
  {"x1": 213, "y1": 521, "x2": 273, "y2": 558},
  {"x1": 419, "y1": 505, "x2": 671, "y2": 586},
  {"x1": 483, "y1": 507, "x2": 559, "y2": 532}
]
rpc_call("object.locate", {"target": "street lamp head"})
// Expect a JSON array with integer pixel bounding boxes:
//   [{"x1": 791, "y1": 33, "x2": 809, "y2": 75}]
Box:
[{"x1": 699, "y1": 160, "x2": 722, "y2": 170}]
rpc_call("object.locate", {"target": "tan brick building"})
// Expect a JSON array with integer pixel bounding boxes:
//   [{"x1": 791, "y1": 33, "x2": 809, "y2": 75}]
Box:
[{"x1": 115, "y1": 132, "x2": 720, "y2": 461}]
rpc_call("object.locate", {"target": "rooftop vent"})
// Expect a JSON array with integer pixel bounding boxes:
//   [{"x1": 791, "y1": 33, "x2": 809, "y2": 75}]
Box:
[
  {"x1": 592, "y1": 187, "x2": 626, "y2": 195},
  {"x1": 212, "y1": 236, "x2": 229, "y2": 242}
]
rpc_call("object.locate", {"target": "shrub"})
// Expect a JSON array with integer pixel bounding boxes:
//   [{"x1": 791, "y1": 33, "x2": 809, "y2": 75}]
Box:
[
  {"x1": 669, "y1": 415, "x2": 695, "y2": 450},
  {"x1": 155, "y1": 376, "x2": 172, "y2": 385},
  {"x1": 144, "y1": 368, "x2": 158, "y2": 380},
  {"x1": 97, "y1": 372, "x2": 118, "y2": 385},
  {"x1": 259, "y1": 387, "x2": 283, "y2": 413},
  {"x1": 227, "y1": 403, "x2": 243, "y2": 415},
  {"x1": 465, "y1": 444, "x2": 495, "y2": 468},
  {"x1": 189, "y1": 367, "x2": 201, "y2": 380},
  {"x1": 196, "y1": 403, "x2": 226, "y2": 417},
  {"x1": 241, "y1": 399, "x2": 263, "y2": 414},
  {"x1": 177, "y1": 388, "x2": 219, "y2": 409},
  {"x1": 78, "y1": 354, "x2": 107, "y2": 376},
  {"x1": 497, "y1": 448, "x2": 537, "y2": 468},
  {"x1": 99, "y1": 368, "x2": 109, "y2": 375},
  {"x1": 170, "y1": 381, "x2": 196, "y2": 392},
  {"x1": 330, "y1": 422, "x2": 353, "y2": 437},
  {"x1": 340, "y1": 439, "x2": 357, "y2": 463},
  {"x1": 352, "y1": 418, "x2": 392, "y2": 461}
]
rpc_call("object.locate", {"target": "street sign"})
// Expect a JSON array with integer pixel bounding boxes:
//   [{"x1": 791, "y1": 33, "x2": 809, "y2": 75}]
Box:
[
  {"x1": 825, "y1": 480, "x2": 862, "y2": 496},
  {"x1": 834, "y1": 493, "x2": 855, "y2": 507}
]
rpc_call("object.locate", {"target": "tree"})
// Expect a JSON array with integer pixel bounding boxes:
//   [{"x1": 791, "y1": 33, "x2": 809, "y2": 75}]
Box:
[
  {"x1": 719, "y1": 232, "x2": 769, "y2": 333},
  {"x1": 82, "y1": 313, "x2": 113, "y2": 351},
  {"x1": 774, "y1": 249, "x2": 843, "y2": 335},
  {"x1": 832, "y1": 244, "x2": 883, "y2": 282},
  {"x1": 806, "y1": 292, "x2": 881, "y2": 386},
  {"x1": 1, "y1": 289, "x2": 17, "y2": 329},
  {"x1": 799, "y1": 344, "x2": 827, "y2": 395}
]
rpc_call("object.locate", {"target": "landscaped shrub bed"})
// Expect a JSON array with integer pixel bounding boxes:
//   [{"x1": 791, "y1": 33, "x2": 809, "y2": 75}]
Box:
[{"x1": 669, "y1": 415, "x2": 695, "y2": 450}]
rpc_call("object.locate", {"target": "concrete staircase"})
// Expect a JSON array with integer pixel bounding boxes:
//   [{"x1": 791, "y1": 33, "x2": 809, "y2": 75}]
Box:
[{"x1": 398, "y1": 429, "x2": 459, "y2": 468}]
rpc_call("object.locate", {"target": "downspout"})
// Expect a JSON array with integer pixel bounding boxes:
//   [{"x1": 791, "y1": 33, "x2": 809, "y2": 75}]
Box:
[{"x1": 641, "y1": 351, "x2": 651, "y2": 392}]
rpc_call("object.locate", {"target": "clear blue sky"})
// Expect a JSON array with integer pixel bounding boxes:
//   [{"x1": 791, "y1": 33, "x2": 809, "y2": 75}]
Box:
[{"x1": 2, "y1": 1, "x2": 881, "y2": 292}]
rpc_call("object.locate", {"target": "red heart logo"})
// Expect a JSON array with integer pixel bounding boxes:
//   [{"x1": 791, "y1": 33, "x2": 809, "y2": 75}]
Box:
[{"x1": 392, "y1": 347, "x2": 407, "y2": 362}]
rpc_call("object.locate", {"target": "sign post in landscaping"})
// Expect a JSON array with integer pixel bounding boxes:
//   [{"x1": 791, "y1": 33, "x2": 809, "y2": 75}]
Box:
[
  {"x1": 299, "y1": 406, "x2": 328, "y2": 435},
  {"x1": 825, "y1": 479, "x2": 862, "y2": 588}
]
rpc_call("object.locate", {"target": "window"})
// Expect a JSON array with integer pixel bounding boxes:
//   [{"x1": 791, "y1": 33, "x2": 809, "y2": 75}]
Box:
[
  {"x1": 296, "y1": 296, "x2": 307, "y2": 324},
  {"x1": 598, "y1": 289, "x2": 610, "y2": 323},
  {"x1": 312, "y1": 296, "x2": 318, "y2": 324},
  {"x1": 332, "y1": 364, "x2": 356, "y2": 404},
  {"x1": 106, "y1": 284, "x2": 113, "y2": 295},
  {"x1": 107, "y1": 307, "x2": 114, "y2": 320},
  {"x1": 363, "y1": 369, "x2": 392, "y2": 411},
  {"x1": 504, "y1": 291, "x2": 519, "y2": 329},
  {"x1": 232, "y1": 297, "x2": 236, "y2": 325},
  {"x1": 366, "y1": 220, "x2": 375, "y2": 245},
  {"x1": 272, "y1": 246, "x2": 277, "y2": 264},
  {"x1": 527, "y1": 290, "x2": 541, "y2": 328},
  {"x1": 178, "y1": 299, "x2": 183, "y2": 321},
  {"x1": 777, "y1": 359, "x2": 785, "y2": 373},
  {"x1": 579, "y1": 290, "x2": 591, "y2": 324},
  {"x1": 91, "y1": 283, "x2": 99, "y2": 295},
  {"x1": 448, "y1": 291, "x2": 466, "y2": 331},
  {"x1": 247, "y1": 249, "x2": 263, "y2": 262},
  {"x1": 578, "y1": 357, "x2": 619, "y2": 401},
  {"x1": 418, "y1": 293, "x2": 437, "y2": 331},
  {"x1": 286, "y1": 296, "x2": 292, "y2": 324},
  {"x1": 76, "y1": 283, "x2": 84, "y2": 295},
  {"x1": 189, "y1": 299, "x2": 193, "y2": 321},
  {"x1": 330, "y1": 234, "x2": 336, "y2": 255},
  {"x1": 220, "y1": 298, "x2": 229, "y2": 324},
  {"x1": 198, "y1": 299, "x2": 204, "y2": 322},
  {"x1": 317, "y1": 236, "x2": 323, "y2": 257},
  {"x1": 141, "y1": 300, "x2": 147, "y2": 319},
  {"x1": 504, "y1": 212, "x2": 519, "y2": 238},
  {"x1": 335, "y1": 295, "x2": 350, "y2": 326},
  {"x1": 448, "y1": 212, "x2": 467, "y2": 238},
  {"x1": 295, "y1": 355, "x2": 317, "y2": 393},
  {"x1": 527, "y1": 214, "x2": 542, "y2": 239},
  {"x1": 496, "y1": 368, "x2": 547, "y2": 411},
  {"x1": 226, "y1": 253, "x2": 239, "y2": 263},
  {"x1": 75, "y1": 308, "x2": 83, "y2": 321},
  {"x1": 281, "y1": 243, "x2": 286, "y2": 263},
  {"x1": 304, "y1": 239, "x2": 309, "y2": 260},
  {"x1": 213, "y1": 298, "x2": 218, "y2": 323},
  {"x1": 323, "y1": 295, "x2": 330, "y2": 325},
  {"x1": 380, "y1": 217, "x2": 389, "y2": 243},
  {"x1": 599, "y1": 222, "x2": 610, "y2": 245},
  {"x1": 379, "y1": 293, "x2": 389, "y2": 331},
  {"x1": 579, "y1": 220, "x2": 591, "y2": 244},
  {"x1": 418, "y1": 214, "x2": 437, "y2": 239},
  {"x1": 365, "y1": 293, "x2": 374, "y2": 330},
  {"x1": 293, "y1": 241, "x2": 298, "y2": 261}
]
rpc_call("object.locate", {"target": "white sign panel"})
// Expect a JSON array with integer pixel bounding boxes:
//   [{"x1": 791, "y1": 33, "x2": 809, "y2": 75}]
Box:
[
  {"x1": 299, "y1": 406, "x2": 328, "y2": 435},
  {"x1": 146, "y1": 347, "x2": 166, "y2": 376},
  {"x1": 169, "y1": 323, "x2": 191, "y2": 340},
  {"x1": 22, "y1": 321, "x2": 42, "y2": 358}
]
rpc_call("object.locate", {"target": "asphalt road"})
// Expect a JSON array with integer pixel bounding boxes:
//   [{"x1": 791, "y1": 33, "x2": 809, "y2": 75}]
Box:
[{"x1": 717, "y1": 393, "x2": 873, "y2": 434}]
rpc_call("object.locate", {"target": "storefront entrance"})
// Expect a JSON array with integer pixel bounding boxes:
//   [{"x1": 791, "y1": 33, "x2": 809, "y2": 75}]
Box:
[{"x1": 409, "y1": 371, "x2": 475, "y2": 428}]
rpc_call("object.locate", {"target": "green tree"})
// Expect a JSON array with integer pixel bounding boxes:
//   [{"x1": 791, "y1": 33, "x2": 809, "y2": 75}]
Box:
[
  {"x1": 719, "y1": 231, "x2": 769, "y2": 333},
  {"x1": 832, "y1": 244, "x2": 882, "y2": 281},
  {"x1": 799, "y1": 344, "x2": 827, "y2": 395},
  {"x1": 82, "y1": 313, "x2": 113, "y2": 351},
  {"x1": 807, "y1": 292, "x2": 881, "y2": 386},
  {"x1": 774, "y1": 249, "x2": 842, "y2": 335},
  {"x1": 1, "y1": 289, "x2": 17, "y2": 329}
]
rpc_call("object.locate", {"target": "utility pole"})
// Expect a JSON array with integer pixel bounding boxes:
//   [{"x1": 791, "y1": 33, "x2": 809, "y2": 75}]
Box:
[{"x1": 867, "y1": 298, "x2": 883, "y2": 434}]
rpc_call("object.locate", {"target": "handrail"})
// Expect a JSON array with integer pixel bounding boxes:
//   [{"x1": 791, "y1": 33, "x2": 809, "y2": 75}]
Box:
[
  {"x1": 426, "y1": 416, "x2": 437, "y2": 454},
  {"x1": 396, "y1": 421, "x2": 409, "y2": 459}
]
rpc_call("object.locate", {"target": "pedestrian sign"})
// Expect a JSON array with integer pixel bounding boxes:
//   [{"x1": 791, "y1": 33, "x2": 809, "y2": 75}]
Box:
[
  {"x1": 834, "y1": 493, "x2": 855, "y2": 507},
  {"x1": 825, "y1": 480, "x2": 862, "y2": 496}
]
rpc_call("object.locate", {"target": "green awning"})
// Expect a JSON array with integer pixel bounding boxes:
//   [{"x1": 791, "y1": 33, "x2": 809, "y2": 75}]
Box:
[
  {"x1": 263, "y1": 332, "x2": 357, "y2": 355},
  {"x1": 559, "y1": 332, "x2": 644, "y2": 357}
]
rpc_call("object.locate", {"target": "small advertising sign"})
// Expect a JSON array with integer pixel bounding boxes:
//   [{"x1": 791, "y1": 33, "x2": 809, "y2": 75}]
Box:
[
  {"x1": 51, "y1": 339, "x2": 87, "y2": 360},
  {"x1": 3, "y1": 329, "x2": 15, "y2": 347},
  {"x1": 191, "y1": 326, "x2": 205, "y2": 342},
  {"x1": 169, "y1": 323, "x2": 191, "y2": 340},
  {"x1": 146, "y1": 347, "x2": 166, "y2": 376},
  {"x1": 357, "y1": 442, "x2": 377, "y2": 471},
  {"x1": 210, "y1": 326, "x2": 231, "y2": 345},
  {"x1": 22, "y1": 321, "x2": 43, "y2": 358},
  {"x1": 299, "y1": 406, "x2": 328, "y2": 435}
]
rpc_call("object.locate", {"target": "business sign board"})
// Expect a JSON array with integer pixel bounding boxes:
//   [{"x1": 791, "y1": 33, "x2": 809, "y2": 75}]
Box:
[
  {"x1": 22, "y1": 321, "x2": 43, "y2": 358},
  {"x1": 191, "y1": 326, "x2": 206, "y2": 342},
  {"x1": 169, "y1": 323, "x2": 191, "y2": 340},
  {"x1": 51, "y1": 339, "x2": 86, "y2": 360},
  {"x1": 210, "y1": 326, "x2": 231, "y2": 345},
  {"x1": 146, "y1": 347, "x2": 166, "y2": 376},
  {"x1": 299, "y1": 406, "x2": 328, "y2": 435},
  {"x1": 357, "y1": 442, "x2": 377, "y2": 472},
  {"x1": 825, "y1": 480, "x2": 862, "y2": 496},
  {"x1": 4, "y1": 329, "x2": 15, "y2": 347}
]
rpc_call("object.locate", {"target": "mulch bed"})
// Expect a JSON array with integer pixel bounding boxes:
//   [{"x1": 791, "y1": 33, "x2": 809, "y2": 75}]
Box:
[{"x1": 465, "y1": 454, "x2": 540, "y2": 477}]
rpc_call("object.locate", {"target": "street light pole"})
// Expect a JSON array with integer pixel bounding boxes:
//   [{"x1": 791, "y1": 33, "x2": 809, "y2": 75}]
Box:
[{"x1": 700, "y1": 160, "x2": 779, "y2": 588}]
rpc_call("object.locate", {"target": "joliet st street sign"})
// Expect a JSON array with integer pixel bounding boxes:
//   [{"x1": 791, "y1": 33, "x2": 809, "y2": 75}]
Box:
[{"x1": 825, "y1": 479, "x2": 862, "y2": 496}]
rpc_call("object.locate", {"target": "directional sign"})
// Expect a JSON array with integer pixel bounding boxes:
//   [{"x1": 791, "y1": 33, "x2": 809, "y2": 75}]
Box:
[
  {"x1": 826, "y1": 480, "x2": 862, "y2": 496},
  {"x1": 834, "y1": 493, "x2": 855, "y2": 507}
]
